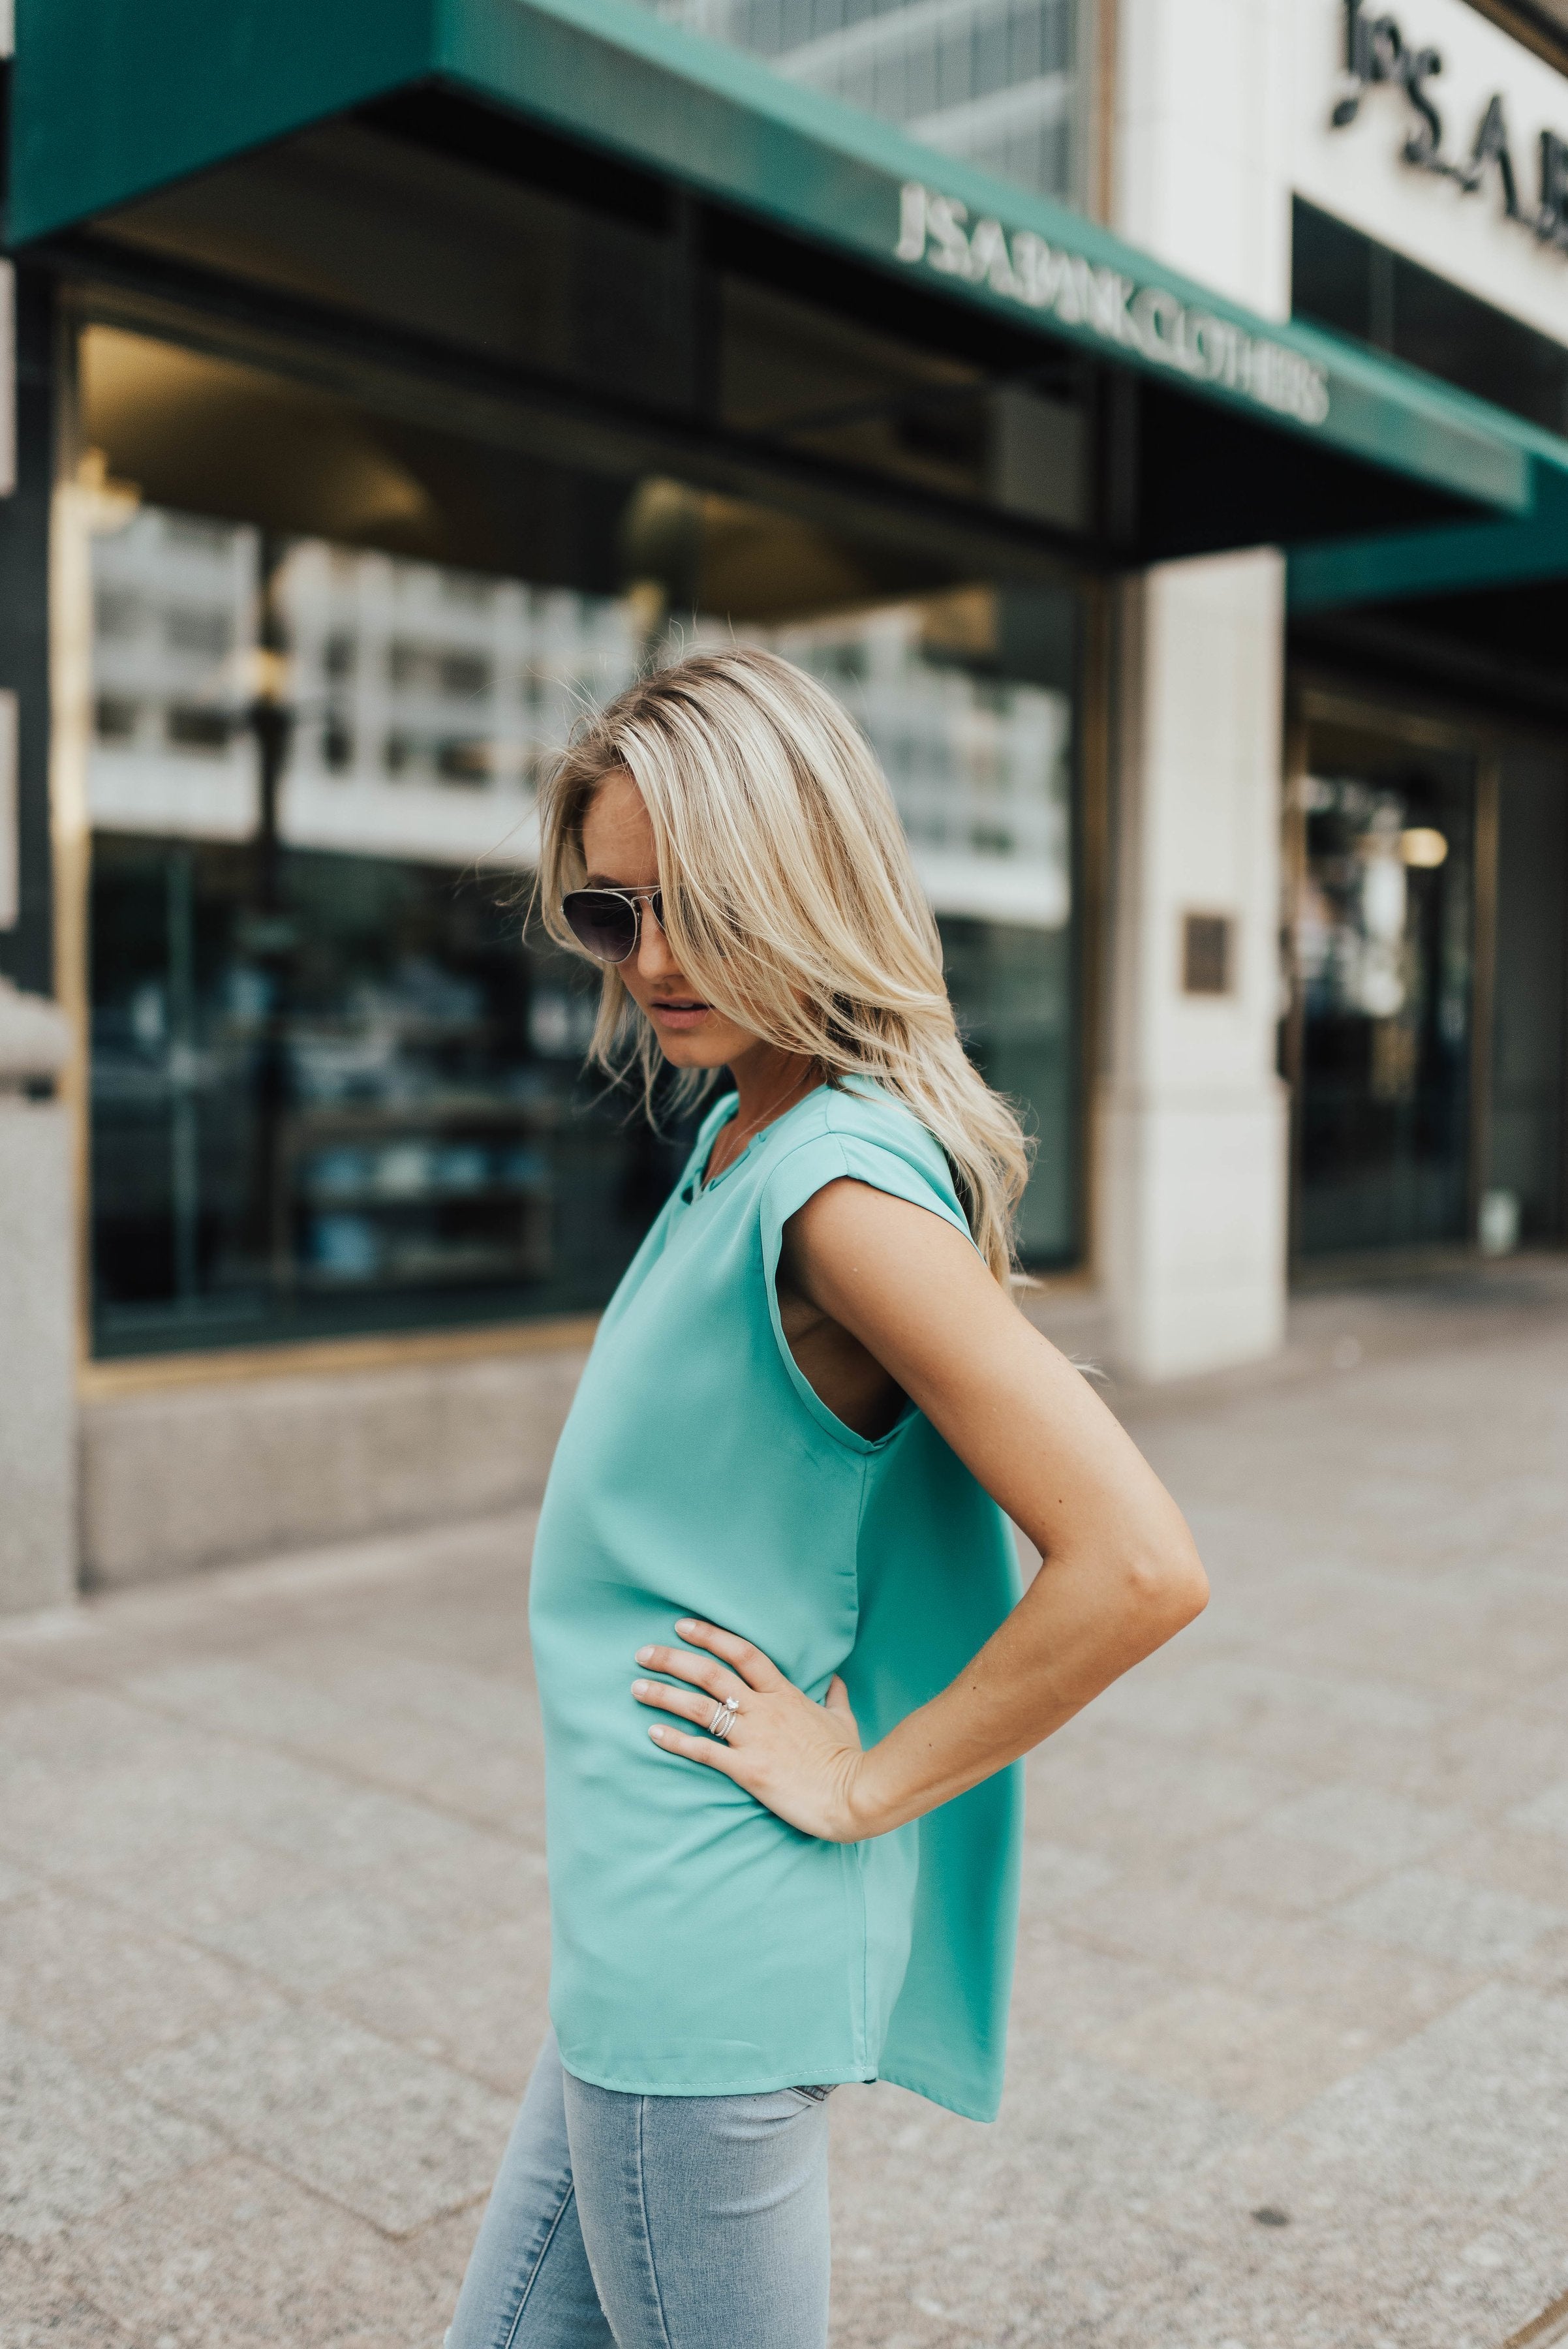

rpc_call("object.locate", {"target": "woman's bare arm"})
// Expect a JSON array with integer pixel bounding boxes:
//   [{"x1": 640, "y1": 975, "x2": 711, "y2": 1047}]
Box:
[{"x1": 630, "y1": 1178, "x2": 1208, "y2": 1841}]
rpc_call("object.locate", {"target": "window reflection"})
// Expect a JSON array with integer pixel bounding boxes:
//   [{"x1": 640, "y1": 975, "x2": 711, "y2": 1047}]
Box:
[
  {"x1": 1295, "y1": 748, "x2": 1475, "y2": 1256},
  {"x1": 88, "y1": 494, "x2": 1078, "y2": 1354}
]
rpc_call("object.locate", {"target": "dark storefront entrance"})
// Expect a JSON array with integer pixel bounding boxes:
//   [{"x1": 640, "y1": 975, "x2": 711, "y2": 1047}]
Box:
[{"x1": 1286, "y1": 684, "x2": 1568, "y2": 1265}]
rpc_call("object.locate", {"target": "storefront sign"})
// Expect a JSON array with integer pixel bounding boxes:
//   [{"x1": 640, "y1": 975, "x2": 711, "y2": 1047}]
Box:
[
  {"x1": 894, "y1": 184, "x2": 1332, "y2": 429},
  {"x1": 1332, "y1": 0, "x2": 1568, "y2": 253}
]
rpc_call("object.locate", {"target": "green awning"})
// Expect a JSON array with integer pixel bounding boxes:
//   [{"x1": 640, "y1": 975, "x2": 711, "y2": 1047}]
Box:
[
  {"x1": 10, "y1": 0, "x2": 1565, "y2": 539},
  {"x1": 1289, "y1": 460, "x2": 1568, "y2": 613}
]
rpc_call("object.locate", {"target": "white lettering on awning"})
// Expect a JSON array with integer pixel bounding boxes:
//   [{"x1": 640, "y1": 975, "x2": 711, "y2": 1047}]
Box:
[{"x1": 894, "y1": 183, "x2": 1332, "y2": 429}]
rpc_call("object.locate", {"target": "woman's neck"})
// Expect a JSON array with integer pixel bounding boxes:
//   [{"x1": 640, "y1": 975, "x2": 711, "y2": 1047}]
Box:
[{"x1": 718, "y1": 1043, "x2": 820, "y2": 1163}]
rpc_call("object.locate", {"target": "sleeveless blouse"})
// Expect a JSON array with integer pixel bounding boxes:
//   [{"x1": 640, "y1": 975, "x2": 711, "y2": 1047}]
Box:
[{"x1": 528, "y1": 1079, "x2": 1022, "y2": 2121}]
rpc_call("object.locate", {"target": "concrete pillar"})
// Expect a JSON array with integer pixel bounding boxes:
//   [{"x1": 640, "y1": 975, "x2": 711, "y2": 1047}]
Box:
[
  {"x1": 1097, "y1": 554, "x2": 1290, "y2": 1380},
  {"x1": 0, "y1": 975, "x2": 76, "y2": 1612},
  {"x1": 1095, "y1": 0, "x2": 1293, "y2": 1379}
]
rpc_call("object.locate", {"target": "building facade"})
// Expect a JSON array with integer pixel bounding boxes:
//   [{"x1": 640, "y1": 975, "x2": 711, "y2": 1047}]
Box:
[{"x1": 0, "y1": 0, "x2": 1564, "y2": 1597}]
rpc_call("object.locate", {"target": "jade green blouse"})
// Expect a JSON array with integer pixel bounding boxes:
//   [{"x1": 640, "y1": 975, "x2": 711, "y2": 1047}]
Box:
[{"x1": 529, "y1": 1079, "x2": 1022, "y2": 2121}]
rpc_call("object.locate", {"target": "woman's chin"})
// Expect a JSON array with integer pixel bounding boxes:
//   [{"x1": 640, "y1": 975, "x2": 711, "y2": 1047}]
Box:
[{"x1": 656, "y1": 1035, "x2": 733, "y2": 1070}]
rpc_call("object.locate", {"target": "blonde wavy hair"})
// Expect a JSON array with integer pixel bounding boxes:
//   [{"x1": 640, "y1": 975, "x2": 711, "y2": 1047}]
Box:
[{"x1": 534, "y1": 645, "x2": 1031, "y2": 1285}]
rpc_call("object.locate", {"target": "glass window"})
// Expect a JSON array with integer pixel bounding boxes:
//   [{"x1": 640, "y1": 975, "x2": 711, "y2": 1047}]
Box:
[
  {"x1": 1291, "y1": 198, "x2": 1568, "y2": 438},
  {"x1": 1490, "y1": 746, "x2": 1568, "y2": 1244},
  {"x1": 1293, "y1": 724, "x2": 1477, "y2": 1257},
  {"x1": 83, "y1": 325, "x2": 1080, "y2": 1357}
]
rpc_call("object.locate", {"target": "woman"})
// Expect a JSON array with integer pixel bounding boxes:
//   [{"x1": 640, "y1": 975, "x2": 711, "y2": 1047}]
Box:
[{"x1": 449, "y1": 646, "x2": 1207, "y2": 2349}]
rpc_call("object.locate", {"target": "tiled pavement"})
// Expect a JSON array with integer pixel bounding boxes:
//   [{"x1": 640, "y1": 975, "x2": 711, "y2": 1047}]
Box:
[{"x1": 4, "y1": 1268, "x2": 1568, "y2": 2347}]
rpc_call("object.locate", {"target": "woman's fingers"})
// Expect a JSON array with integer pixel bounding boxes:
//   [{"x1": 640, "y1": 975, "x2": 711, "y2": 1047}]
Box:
[
  {"x1": 647, "y1": 1721, "x2": 743, "y2": 1776},
  {"x1": 631, "y1": 1677, "x2": 735, "y2": 1732},
  {"x1": 633, "y1": 1642, "x2": 746, "y2": 1703},
  {"x1": 673, "y1": 1618, "x2": 786, "y2": 1691}
]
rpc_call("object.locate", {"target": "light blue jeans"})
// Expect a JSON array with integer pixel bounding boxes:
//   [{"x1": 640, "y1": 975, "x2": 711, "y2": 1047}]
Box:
[{"x1": 447, "y1": 2033, "x2": 833, "y2": 2348}]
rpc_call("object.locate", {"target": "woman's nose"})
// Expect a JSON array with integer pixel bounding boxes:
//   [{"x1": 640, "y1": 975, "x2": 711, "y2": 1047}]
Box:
[{"x1": 637, "y1": 902, "x2": 679, "y2": 980}]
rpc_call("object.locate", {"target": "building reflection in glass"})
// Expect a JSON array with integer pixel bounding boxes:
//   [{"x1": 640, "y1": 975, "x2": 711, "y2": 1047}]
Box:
[{"x1": 87, "y1": 497, "x2": 1077, "y2": 1353}]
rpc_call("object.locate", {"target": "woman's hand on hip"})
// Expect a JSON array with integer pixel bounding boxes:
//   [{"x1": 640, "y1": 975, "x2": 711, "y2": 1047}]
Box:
[{"x1": 632, "y1": 1620, "x2": 874, "y2": 1843}]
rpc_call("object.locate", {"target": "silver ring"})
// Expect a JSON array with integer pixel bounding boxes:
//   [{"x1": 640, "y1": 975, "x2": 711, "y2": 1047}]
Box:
[{"x1": 708, "y1": 1696, "x2": 739, "y2": 1742}]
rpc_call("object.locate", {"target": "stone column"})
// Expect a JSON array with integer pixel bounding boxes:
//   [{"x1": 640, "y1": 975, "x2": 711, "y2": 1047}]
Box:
[
  {"x1": 0, "y1": 974, "x2": 76, "y2": 1612},
  {"x1": 1096, "y1": 553, "x2": 1290, "y2": 1381},
  {"x1": 1093, "y1": 0, "x2": 1293, "y2": 1379}
]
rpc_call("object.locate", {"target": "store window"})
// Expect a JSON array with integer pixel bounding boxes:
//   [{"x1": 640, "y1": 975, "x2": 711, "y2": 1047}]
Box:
[
  {"x1": 1488, "y1": 746, "x2": 1568, "y2": 1248},
  {"x1": 82, "y1": 324, "x2": 1079, "y2": 1357},
  {"x1": 1291, "y1": 714, "x2": 1477, "y2": 1257},
  {"x1": 1292, "y1": 198, "x2": 1568, "y2": 437}
]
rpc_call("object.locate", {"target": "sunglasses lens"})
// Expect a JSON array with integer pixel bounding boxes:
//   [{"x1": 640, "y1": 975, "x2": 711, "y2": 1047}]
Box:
[{"x1": 562, "y1": 891, "x2": 638, "y2": 962}]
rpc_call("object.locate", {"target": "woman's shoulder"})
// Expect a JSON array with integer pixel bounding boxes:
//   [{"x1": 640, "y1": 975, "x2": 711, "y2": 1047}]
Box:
[
  {"x1": 765, "y1": 1078, "x2": 964, "y2": 1219},
  {"x1": 812, "y1": 1075, "x2": 945, "y2": 1156}
]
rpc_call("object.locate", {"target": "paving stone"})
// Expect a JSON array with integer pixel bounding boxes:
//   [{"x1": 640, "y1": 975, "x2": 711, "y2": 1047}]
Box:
[
  {"x1": 0, "y1": 1689, "x2": 196, "y2": 1779},
  {"x1": 60, "y1": 1826, "x2": 345, "y2": 1934},
  {"x1": 1024, "y1": 1727, "x2": 1307, "y2": 1867},
  {"x1": 325, "y1": 1907, "x2": 550, "y2": 2096},
  {"x1": 125, "y1": 1659, "x2": 536, "y2": 1830},
  {"x1": 8, "y1": 1283, "x2": 1568, "y2": 2345},
  {"x1": 1079, "y1": 1981, "x2": 1375, "y2": 2122},
  {"x1": 1015, "y1": 1838, "x2": 1120, "y2": 1916},
  {"x1": 1437, "y1": 1714, "x2": 1568, "y2": 1815},
  {"x1": 1331, "y1": 1866, "x2": 1568, "y2": 1973},
  {"x1": 147, "y1": 1742, "x2": 527, "y2": 1875},
  {"x1": 1070, "y1": 2194, "x2": 1531, "y2": 2349},
  {"x1": 0, "y1": 1889, "x2": 281, "y2": 2067},
  {"x1": 1091, "y1": 1656, "x2": 1447, "y2": 1781},
  {"x1": 382, "y1": 1820, "x2": 542, "y2": 1927},
  {"x1": 1006, "y1": 1926, "x2": 1171, "y2": 2061},
  {"x1": 1094, "y1": 1992, "x2": 1568, "y2": 2349},
  {"x1": 1064, "y1": 1872, "x2": 1481, "y2": 2040},
  {"x1": 263, "y1": 1644, "x2": 540, "y2": 1750},
  {"x1": 0, "y1": 1650, "x2": 57, "y2": 1708},
  {"x1": 0, "y1": 2020, "x2": 215, "y2": 2246},
  {"x1": 1260, "y1": 1783, "x2": 1472, "y2": 1869},
  {"x1": 125, "y1": 2007, "x2": 514, "y2": 2237},
  {"x1": 826, "y1": 2066, "x2": 1247, "y2": 2345},
  {"x1": 358, "y1": 1594, "x2": 534, "y2": 1682},
  {"x1": 1167, "y1": 1982, "x2": 1568, "y2": 2234},
  {"x1": 57, "y1": 2153, "x2": 455, "y2": 2348},
  {"x1": 187, "y1": 1882, "x2": 456, "y2": 1995},
  {"x1": 1157, "y1": 1821, "x2": 1390, "y2": 1918},
  {"x1": 0, "y1": 1854, "x2": 36, "y2": 1907},
  {"x1": 1512, "y1": 1775, "x2": 1568, "y2": 1842},
  {"x1": 124, "y1": 1658, "x2": 376, "y2": 1751},
  {"x1": 403, "y1": 2197, "x2": 489, "y2": 2311},
  {"x1": 1407, "y1": 2156, "x2": 1568, "y2": 2349},
  {"x1": 0, "y1": 2236, "x2": 134, "y2": 2347},
  {"x1": 1434, "y1": 1822, "x2": 1568, "y2": 1911},
  {"x1": 1274, "y1": 1578, "x2": 1568, "y2": 1702},
  {"x1": 0, "y1": 1743, "x2": 339, "y2": 1879}
]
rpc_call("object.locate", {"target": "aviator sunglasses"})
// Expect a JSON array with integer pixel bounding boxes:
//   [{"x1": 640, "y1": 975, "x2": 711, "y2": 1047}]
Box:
[{"x1": 561, "y1": 884, "x2": 664, "y2": 965}]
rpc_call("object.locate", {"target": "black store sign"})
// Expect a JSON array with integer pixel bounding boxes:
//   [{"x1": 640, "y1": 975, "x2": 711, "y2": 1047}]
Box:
[{"x1": 1332, "y1": 0, "x2": 1568, "y2": 254}]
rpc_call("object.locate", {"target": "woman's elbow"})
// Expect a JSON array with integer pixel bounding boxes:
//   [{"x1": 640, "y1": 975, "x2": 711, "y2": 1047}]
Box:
[{"x1": 1124, "y1": 1535, "x2": 1208, "y2": 1638}]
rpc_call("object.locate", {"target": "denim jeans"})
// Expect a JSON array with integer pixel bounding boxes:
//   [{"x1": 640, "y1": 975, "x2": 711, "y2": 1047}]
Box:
[{"x1": 446, "y1": 2033, "x2": 833, "y2": 2348}]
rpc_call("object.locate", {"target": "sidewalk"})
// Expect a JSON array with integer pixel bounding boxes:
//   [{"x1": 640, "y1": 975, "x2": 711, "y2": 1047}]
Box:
[{"x1": 4, "y1": 1271, "x2": 1568, "y2": 2348}]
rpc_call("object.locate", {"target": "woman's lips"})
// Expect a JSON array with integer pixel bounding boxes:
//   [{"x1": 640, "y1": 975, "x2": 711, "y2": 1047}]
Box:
[{"x1": 649, "y1": 1000, "x2": 711, "y2": 1030}]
